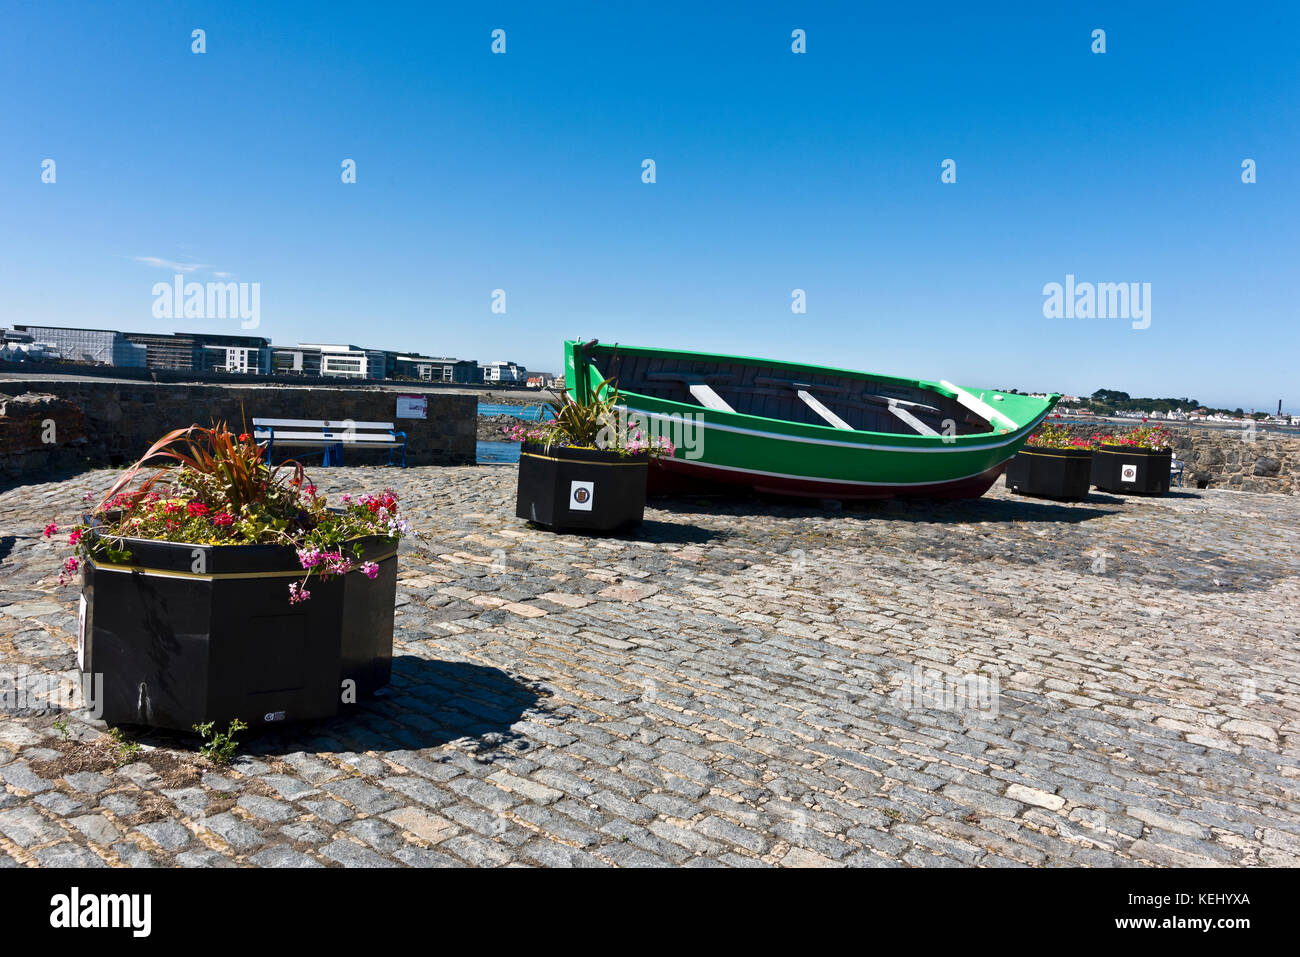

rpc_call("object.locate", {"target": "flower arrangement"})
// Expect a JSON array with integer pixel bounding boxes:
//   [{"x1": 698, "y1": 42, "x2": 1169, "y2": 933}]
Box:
[
  {"x1": 48, "y1": 422, "x2": 407, "y2": 602},
  {"x1": 1095, "y1": 425, "x2": 1174, "y2": 451},
  {"x1": 1024, "y1": 423, "x2": 1095, "y2": 450},
  {"x1": 503, "y1": 377, "x2": 674, "y2": 457}
]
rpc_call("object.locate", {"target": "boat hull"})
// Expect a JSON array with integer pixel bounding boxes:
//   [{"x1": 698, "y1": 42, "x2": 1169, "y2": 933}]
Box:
[{"x1": 648, "y1": 456, "x2": 1012, "y2": 500}]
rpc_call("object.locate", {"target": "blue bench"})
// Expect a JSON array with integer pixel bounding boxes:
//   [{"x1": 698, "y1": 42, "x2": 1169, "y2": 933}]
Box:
[{"x1": 253, "y1": 418, "x2": 407, "y2": 467}]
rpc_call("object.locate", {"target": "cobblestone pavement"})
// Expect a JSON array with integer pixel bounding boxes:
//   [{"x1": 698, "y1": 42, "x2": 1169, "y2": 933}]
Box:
[{"x1": 2, "y1": 466, "x2": 1298, "y2": 868}]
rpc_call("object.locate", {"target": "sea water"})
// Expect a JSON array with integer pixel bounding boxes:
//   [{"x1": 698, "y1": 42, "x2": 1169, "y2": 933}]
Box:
[
  {"x1": 478, "y1": 440, "x2": 521, "y2": 464},
  {"x1": 477, "y1": 402, "x2": 540, "y2": 462},
  {"x1": 479, "y1": 402, "x2": 545, "y2": 421}
]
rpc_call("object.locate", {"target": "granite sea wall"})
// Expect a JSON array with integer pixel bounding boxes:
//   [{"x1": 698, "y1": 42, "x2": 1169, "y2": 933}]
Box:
[{"x1": 0, "y1": 381, "x2": 475, "y2": 479}]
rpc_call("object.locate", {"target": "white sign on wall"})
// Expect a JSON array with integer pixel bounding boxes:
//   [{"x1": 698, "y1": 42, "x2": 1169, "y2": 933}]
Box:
[{"x1": 396, "y1": 395, "x2": 427, "y2": 419}]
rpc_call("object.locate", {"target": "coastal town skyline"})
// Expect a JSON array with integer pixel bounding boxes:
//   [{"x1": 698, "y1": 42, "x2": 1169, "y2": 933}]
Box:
[{"x1": 1, "y1": 318, "x2": 1290, "y2": 420}]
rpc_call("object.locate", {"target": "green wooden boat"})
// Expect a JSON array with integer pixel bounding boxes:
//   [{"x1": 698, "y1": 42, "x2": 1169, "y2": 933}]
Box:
[{"x1": 563, "y1": 340, "x2": 1060, "y2": 500}]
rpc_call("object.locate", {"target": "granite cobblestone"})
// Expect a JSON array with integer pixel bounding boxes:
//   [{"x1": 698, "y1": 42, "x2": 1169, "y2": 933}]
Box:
[{"x1": 1, "y1": 467, "x2": 1297, "y2": 866}]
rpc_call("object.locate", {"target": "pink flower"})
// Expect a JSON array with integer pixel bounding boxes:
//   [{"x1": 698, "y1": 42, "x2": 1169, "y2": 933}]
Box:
[
  {"x1": 324, "y1": 553, "x2": 352, "y2": 576},
  {"x1": 340, "y1": 493, "x2": 352, "y2": 504},
  {"x1": 68, "y1": 528, "x2": 83, "y2": 546},
  {"x1": 303, "y1": 484, "x2": 318, "y2": 497},
  {"x1": 361, "y1": 561, "x2": 379, "y2": 580},
  {"x1": 57, "y1": 556, "x2": 81, "y2": 586},
  {"x1": 288, "y1": 582, "x2": 310, "y2": 604},
  {"x1": 44, "y1": 523, "x2": 57, "y2": 538}
]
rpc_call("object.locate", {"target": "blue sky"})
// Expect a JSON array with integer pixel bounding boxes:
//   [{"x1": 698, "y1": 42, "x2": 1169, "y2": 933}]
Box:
[{"x1": 2, "y1": 1, "x2": 1296, "y2": 410}]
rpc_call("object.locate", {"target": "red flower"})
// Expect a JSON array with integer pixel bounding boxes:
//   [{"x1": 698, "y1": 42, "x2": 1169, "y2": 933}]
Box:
[
  {"x1": 68, "y1": 528, "x2": 83, "y2": 546},
  {"x1": 239, "y1": 433, "x2": 250, "y2": 442},
  {"x1": 212, "y1": 512, "x2": 235, "y2": 527},
  {"x1": 187, "y1": 501, "x2": 210, "y2": 518},
  {"x1": 43, "y1": 523, "x2": 57, "y2": 538}
]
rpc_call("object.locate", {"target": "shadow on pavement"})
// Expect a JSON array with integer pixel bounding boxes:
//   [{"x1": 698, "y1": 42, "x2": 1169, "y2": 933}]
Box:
[{"x1": 124, "y1": 657, "x2": 547, "y2": 761}]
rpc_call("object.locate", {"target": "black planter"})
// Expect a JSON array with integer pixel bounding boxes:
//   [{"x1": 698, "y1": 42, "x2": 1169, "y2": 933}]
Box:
[
  {"x1": 79, "y1": 531, "x2": 397, "y2": 731},
  {"x1": 1005, "y1": 447, "x2": 1093, "y2": 500},
  {"x1": 515, "y1": 442, "x2": 648, "y2": 533},
  {"x1": 1091, "y1": 446, "x2": 1172, "y2": 494}
]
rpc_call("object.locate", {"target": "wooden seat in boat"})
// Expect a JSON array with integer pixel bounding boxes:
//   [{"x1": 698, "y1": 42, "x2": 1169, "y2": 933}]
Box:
[{"x1": 644, "y1": 372, "x2": 738, "y2": 413}]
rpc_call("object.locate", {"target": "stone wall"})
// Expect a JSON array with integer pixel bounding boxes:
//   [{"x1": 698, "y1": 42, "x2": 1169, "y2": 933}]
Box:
[
  {"x1": 1054, "y1": 423, "x2": 1300, "y2": 494},
  {"x1": 0, "y1": 380, "x2": 475, "y2": 479}
]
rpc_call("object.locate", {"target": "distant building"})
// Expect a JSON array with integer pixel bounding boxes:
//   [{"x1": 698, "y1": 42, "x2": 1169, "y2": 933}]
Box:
[
  {"x1": 394, "y1": 355, "x2": 481, "y2": 383},
  {"x1": 124, "y1": 331, "x2": 271, "y2": 374},
  {"x1": 13, "y1": 325, "x2": 147, "y2": 368},
  {"x1": 292, "y1": 343, "x2": 387, "y2": 379},
  {"x1": 481, "y1": 360, "x2": 526, "y2": 384},
  {"x1": 0, "y1": 329, "x2": 56, "y2": 362}
]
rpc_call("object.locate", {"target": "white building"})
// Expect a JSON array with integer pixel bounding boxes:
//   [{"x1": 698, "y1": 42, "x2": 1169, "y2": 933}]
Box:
[
  {"x1": 481, "y1": 360, "x2": 527, "y2": 384},
  {"x1": 296, "y1": 343, "x2": 387, "y2": 379},
  {"x1": 207, "y1": 344, "x2": 271, "y2": 374}
]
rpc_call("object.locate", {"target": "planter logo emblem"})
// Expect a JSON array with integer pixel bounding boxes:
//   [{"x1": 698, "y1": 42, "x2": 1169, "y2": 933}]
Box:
[
  {"x1": 570, "y1": 481, "x2": 594, "y2": 511},
  {"x1": 263, "y1": 711, "x2": 286, "y2": 722},
  {"x1": 1121, "y1": 464, "x2": 1138, "y2": 482}
]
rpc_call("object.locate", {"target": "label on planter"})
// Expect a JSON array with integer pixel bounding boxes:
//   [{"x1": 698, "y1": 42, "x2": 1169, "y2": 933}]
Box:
[
  {"x1": 569, "y1": 481, "x2": 594, "y2": 511},
  {"x1": 1121, "y1": 464, "x2": 1138, "y2": 482}
]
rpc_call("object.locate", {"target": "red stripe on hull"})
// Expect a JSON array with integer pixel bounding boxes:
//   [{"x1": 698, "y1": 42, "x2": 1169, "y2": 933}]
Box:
[{"x1": 647, "y1": 458, "x2": 1010, "y2": 501}]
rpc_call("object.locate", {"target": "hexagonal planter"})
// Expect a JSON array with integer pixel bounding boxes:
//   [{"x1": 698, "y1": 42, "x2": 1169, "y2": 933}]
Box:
[
  {"x1": 1091, "y1": 446, "x2": 1172, "y2": 495},
  {"x1": 1005, "y1": 447, "x2": 1093, "y2": 500},
  {"x1": 79, "y1": 530, "x2": 397, "y2": 731},
  {"x1": 515, "y1": 442, "x2": 648, "y2": 533}
]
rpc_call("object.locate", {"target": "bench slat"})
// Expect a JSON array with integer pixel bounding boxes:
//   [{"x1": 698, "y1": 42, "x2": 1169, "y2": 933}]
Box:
[{"x1": 253, "y1": 418, "x2": 396, "y2": 429}]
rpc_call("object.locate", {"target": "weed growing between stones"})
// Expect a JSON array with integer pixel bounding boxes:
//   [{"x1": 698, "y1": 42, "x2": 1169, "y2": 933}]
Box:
[{"x1": 192, "y1": 719, "x2": 248, "y2": 765}]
